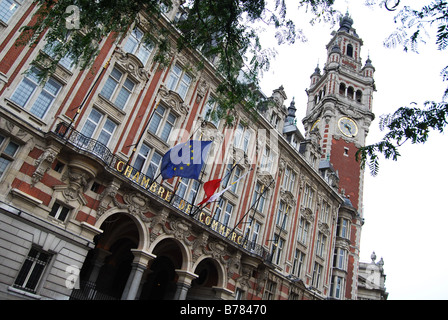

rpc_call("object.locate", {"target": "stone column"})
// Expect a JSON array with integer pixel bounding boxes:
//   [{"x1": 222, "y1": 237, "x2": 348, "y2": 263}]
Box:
[
  {"x1": 173, "y1": 270, "x2": 198, "y2": 300},
  {"x1": 87, "y1": 248, "x2": 112, "y2": 283},
  {"x1": 121, "y1": 249, "x2": 156, "y2": 300}
]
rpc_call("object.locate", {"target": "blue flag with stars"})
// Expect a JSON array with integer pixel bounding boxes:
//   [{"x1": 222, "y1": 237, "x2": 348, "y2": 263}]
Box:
[{"x1": 160, "y1": 140, "x2": 212, "y2": 180}]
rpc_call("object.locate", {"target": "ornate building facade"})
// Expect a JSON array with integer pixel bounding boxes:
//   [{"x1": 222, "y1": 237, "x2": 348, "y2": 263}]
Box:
[{"x1": 0, "y1": 2, "x2": 378, "y2": 300}]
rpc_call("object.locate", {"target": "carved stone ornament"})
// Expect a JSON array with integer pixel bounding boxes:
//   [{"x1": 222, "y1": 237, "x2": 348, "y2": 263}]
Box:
[
  {"x1": 157, "y1": 85, "x2": 189, "y2": 115},
  {"x1": 301, "y1": 207, "x2": 315, "y2": 223},
  {"x1": 114, "y1": 47, "x2": 150, "y2": 82},
  {"x1": 32, "y1": 146, "x2": 60, "y2": 185},
  {"x1": 112, "y1": 191, "x2": 151, "y2": 223},
  {"x1": 195, "y1": 78, "x2": 209, "y2": 103},
  {"x1": 192, "y1": 232, "x2": 209, "y2": 262},
  {"x1": 61, "y1": 168, "x2": 91, "y2": 202},
  {"x1": 318, "y1": 221, "x2": 331, "y2": 236},
  {"x1": 97, "y1": 179, "x2": 121, "y2": 216},
  {"x1": 280, "y1": 188, "x2": 297, "y2": 208},
  {"x1": 163, "y1": 218, "x2": 194, "y2": 246}
]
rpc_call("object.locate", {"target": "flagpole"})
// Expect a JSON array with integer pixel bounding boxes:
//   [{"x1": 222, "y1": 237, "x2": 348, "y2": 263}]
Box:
[
  {"x1": 62, "y1": 55, "x2": 112, "y2": 137},
  {"x1": 127, "y1": 100, "x2": 161, "y2": 167},
  {"x1": 227, "y1": 175, "x2": 275, "y2": 242}
]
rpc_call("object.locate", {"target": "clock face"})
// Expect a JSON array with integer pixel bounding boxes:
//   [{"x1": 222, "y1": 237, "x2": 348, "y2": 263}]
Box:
[{"x1": 338, "y1": 117, "x2": 358, "y2": 137}]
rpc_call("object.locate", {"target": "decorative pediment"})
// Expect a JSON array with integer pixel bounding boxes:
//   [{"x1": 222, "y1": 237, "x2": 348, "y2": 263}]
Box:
[
  {"x1": 158, "y1": 85, "x2": 189, "y2": 115},
  {"x1": 280, "y1": 188, "x2": 297, "y2": 207},
  {"x1": 114, "y1": 47, "x2": 150, "y2": 82},
  {"x1": 301, "y1": 207, "x2": 314, "y2": 223}
]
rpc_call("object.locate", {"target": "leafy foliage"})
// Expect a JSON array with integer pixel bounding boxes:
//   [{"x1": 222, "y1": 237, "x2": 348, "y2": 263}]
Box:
[
  {"x1": 358, "y1": 0, "x2": 448, "y2": 175},
  {"x1": 18, "y1": 0, "x2": 336, "y2": 127}
]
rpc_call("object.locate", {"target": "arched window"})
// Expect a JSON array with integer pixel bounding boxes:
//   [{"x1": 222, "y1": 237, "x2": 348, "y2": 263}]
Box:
[
  {"x1": 347, "y1": 86, "x2": 354, "y2": 100},
  {"x1": 356, "y1": 90, "x2": 362, "y2": 103},
  {"x1": 339, "y1": 83, "x2": 346, "y2": 96},
  {"x1": 347, "y1": 44, "x2": 353, "y2": 58}
]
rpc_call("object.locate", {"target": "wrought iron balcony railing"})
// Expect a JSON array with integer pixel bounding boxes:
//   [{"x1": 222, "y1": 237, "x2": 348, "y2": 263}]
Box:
[{"x1": 54, "y1": 122, "x2": 272, "y2": 262}]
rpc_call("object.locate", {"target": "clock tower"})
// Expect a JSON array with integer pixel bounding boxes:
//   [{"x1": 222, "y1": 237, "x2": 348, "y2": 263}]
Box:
[{"x1": 302, "y1": 13, "x2": 376, "y2": 299}]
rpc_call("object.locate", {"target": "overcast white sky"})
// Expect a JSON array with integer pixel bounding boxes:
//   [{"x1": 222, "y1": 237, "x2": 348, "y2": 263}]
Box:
[{"x1": 259, "y1": 0, "x2": 448, "y2": 300}]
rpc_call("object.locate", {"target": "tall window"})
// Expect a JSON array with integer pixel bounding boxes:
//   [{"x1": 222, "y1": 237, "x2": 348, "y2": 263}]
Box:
[
  {"x1": 316, "y1": 232, "x2": 327, "y2": 257},
  {"x1": 263, "y1": 280, "x2": 276, "y2": 300},
  {"x1": 123, "y1": 27, "x2": 153, "y2": 65},
  {"x1": 271, "y1": 234, "x2": 284, "y2": 265},
  {"x1": 13, "y1": 246, "x2": 52, "y2": 293},
  {"x1": 244, "y1": 218, "x2": 261, "y2": 249},
  {"x1": 260, "y1": 147, "x2": 274, "y2": 173},
  {"x1": 337, "y1": 217, "x2": 350, "y2": 239},
  {"x1": 214, "y1": 199, "x2": 233, "y2": 226},
  {"x1": 134, "y1": 143, "x2": 163, "y2": 179},
  {"x1": 292, "y1": 250, "x2": 305, "y2": 277},
  {"x1": 333, "y1": 248, "x2": 347, "y2": 271},
  {"x1": 176, "y1": 178, "x2": 200, "y2": 204},
  {"x1": 0, "y1": 134, "x2": 19, "y2": 179},
  {"x1": 321, "y1": 201, "x2": 330, "y2": 224},
  {"x1": 233, "y1": 123, "x2": 251, "y2": 153},
  {"x1": 43, "y1": 40, "x2": 75, "y2": 70},
  {"x1": 302, "y1": 184, "x2": 314, "y2": 210},
  {"x1": 276, "y1": 201, "x2": 288, "y2": 230},
  {"x1": 148, "y1": 104, "x2": 177, "y2": 142},
  {"x1": 0, "y1": 0, "x2": 22, "y2": 23},
  {"x1": 346, "y1": 44, "x2": 354, "y2": 57},
  {"x1": 80, "y1": 109, "x2": 117, "y2": 147},
  {"x1": 100, "y1": 67, "x2": 136, "y2": 110},
  {"x1": 166, "y1": 64, "x2": 192, "y2": 100},
  {"x1": 203, "y1": 97, "x2": 220, "y2": 127},
  {"x1": 283, "y1": 167, "x2": 295, "y2": 192},
  {"x1": 251, "y1": 182, "x2": 266, "y2": 213},
  {"x1": 221, "y1": 164, "x2": 242, "y2": 194},
  {"x1": 10, "y1": 67, "x2": 62, "y2": 119},
  {"x1": 297, "y1": 217, "x2": 309, "y2": 245},
  {"x1": 311, "y1": 263, "x2": 323, "y2": 288},
  {"x1": 330, "y1": 276, "x2": 344, "y2": 299}
]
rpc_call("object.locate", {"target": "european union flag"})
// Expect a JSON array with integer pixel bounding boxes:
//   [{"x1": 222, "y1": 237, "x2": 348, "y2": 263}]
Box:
[{"x1": 160, "y1": 140, "x2": 212, "y2": 180}]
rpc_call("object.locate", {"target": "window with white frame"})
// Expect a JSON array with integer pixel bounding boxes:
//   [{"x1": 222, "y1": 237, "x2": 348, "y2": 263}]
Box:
[
  {"x1": 316, "y1": 232, "x2": 327, "y2": 257},
  {"x1": 10, "y1": 67, "x2": 63, "y2": 119},
  {"x1": 123, "y1": 27, "x2": 153, "y2": 65},
  {"x1": 0, "y1": 0, "x2": 22, "y2": 24},
  {"x1": 276, "y1": 201, "x2": 288, "y2": 230},
  {"x1": 271, "y1": 234, "x2": 284, "y2": 265},
  {"x1": 301, "y1": 184, "x2": 314, "y2": 210},
  {"x1": 221, "y1": 164, "x2": 242, "y2": 194},
  {"x1": 80, "y1": 108, "x2": 117, "y2": 147},
  {"x1": 166, "y1": 63, "x2": 192, "y2": 100},
  {"x1": 283, "y1": 167, "x2": 296, "y2": 192},
  {"x1": 133, "y1": 143, "x2": 163, "y2": 179},
  {"x1": 321, "y1": 201, "x2": 330, "y2": 224},
  {"x1": 251, "y1": 182, "x2": 267, "y2": 213},
  {"x1": 100, "y1": 67, "x2": 136, "y2": 110},
  {"x1": 13, "y1": 246, "x2": 52, "y2": 294},
  {"x1": 330, "y1": 275, "x2": 344, "y2": 299},
  {"x1": 203, "y1": 97, "x2": 220, "y2": 127},
  {"x1": 214, "y1": 199, "x2": 234, "y2": 226},
  {"x1": 176, "y1": 178, "x2": 200, "y2": 205},
  {"x1": 297, "y1": 217, "x2": 309, "y2": 245},
  {"x1": 260, "y1": 146, "x2": 275, "y2": 173},
  {"x1": 244, "y1": 218, "x2": 261, "y2": 250},
  {"x1": 0, "y1": 134, "x2": 19, "y2": 179},
  {"x1": 336, "y1": 217, "x2": 350, "y2": 239},
  {"x1": 263, "y1": 280, "x2": 276, "y2": 300},
  {"x1": 333, "y1": 248, "x2": 348, "y2": 271},
  {"x1": 147, "y1": 104, "x2": 177, "y2": 142},
  {"x1": 49, "y1": 202, "x2": 70, "y2": 222},
  {"x1": 43, "y1": 39, "x2": 75, "y2": 70},
  {"x1": 292, "y1": 249, "x2": 305, "y2": 277},
  {"x1": 311, "y1": 262, "x2": 323, "y2": 288},
  {"x1": 233, "y1": 123, "x2": 252, "y2": 153}
]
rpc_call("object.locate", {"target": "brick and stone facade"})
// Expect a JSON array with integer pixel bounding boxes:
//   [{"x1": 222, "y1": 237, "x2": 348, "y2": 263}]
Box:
[{"x1": 0, "y1": 2, "x2": 379, "y2": 300}]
